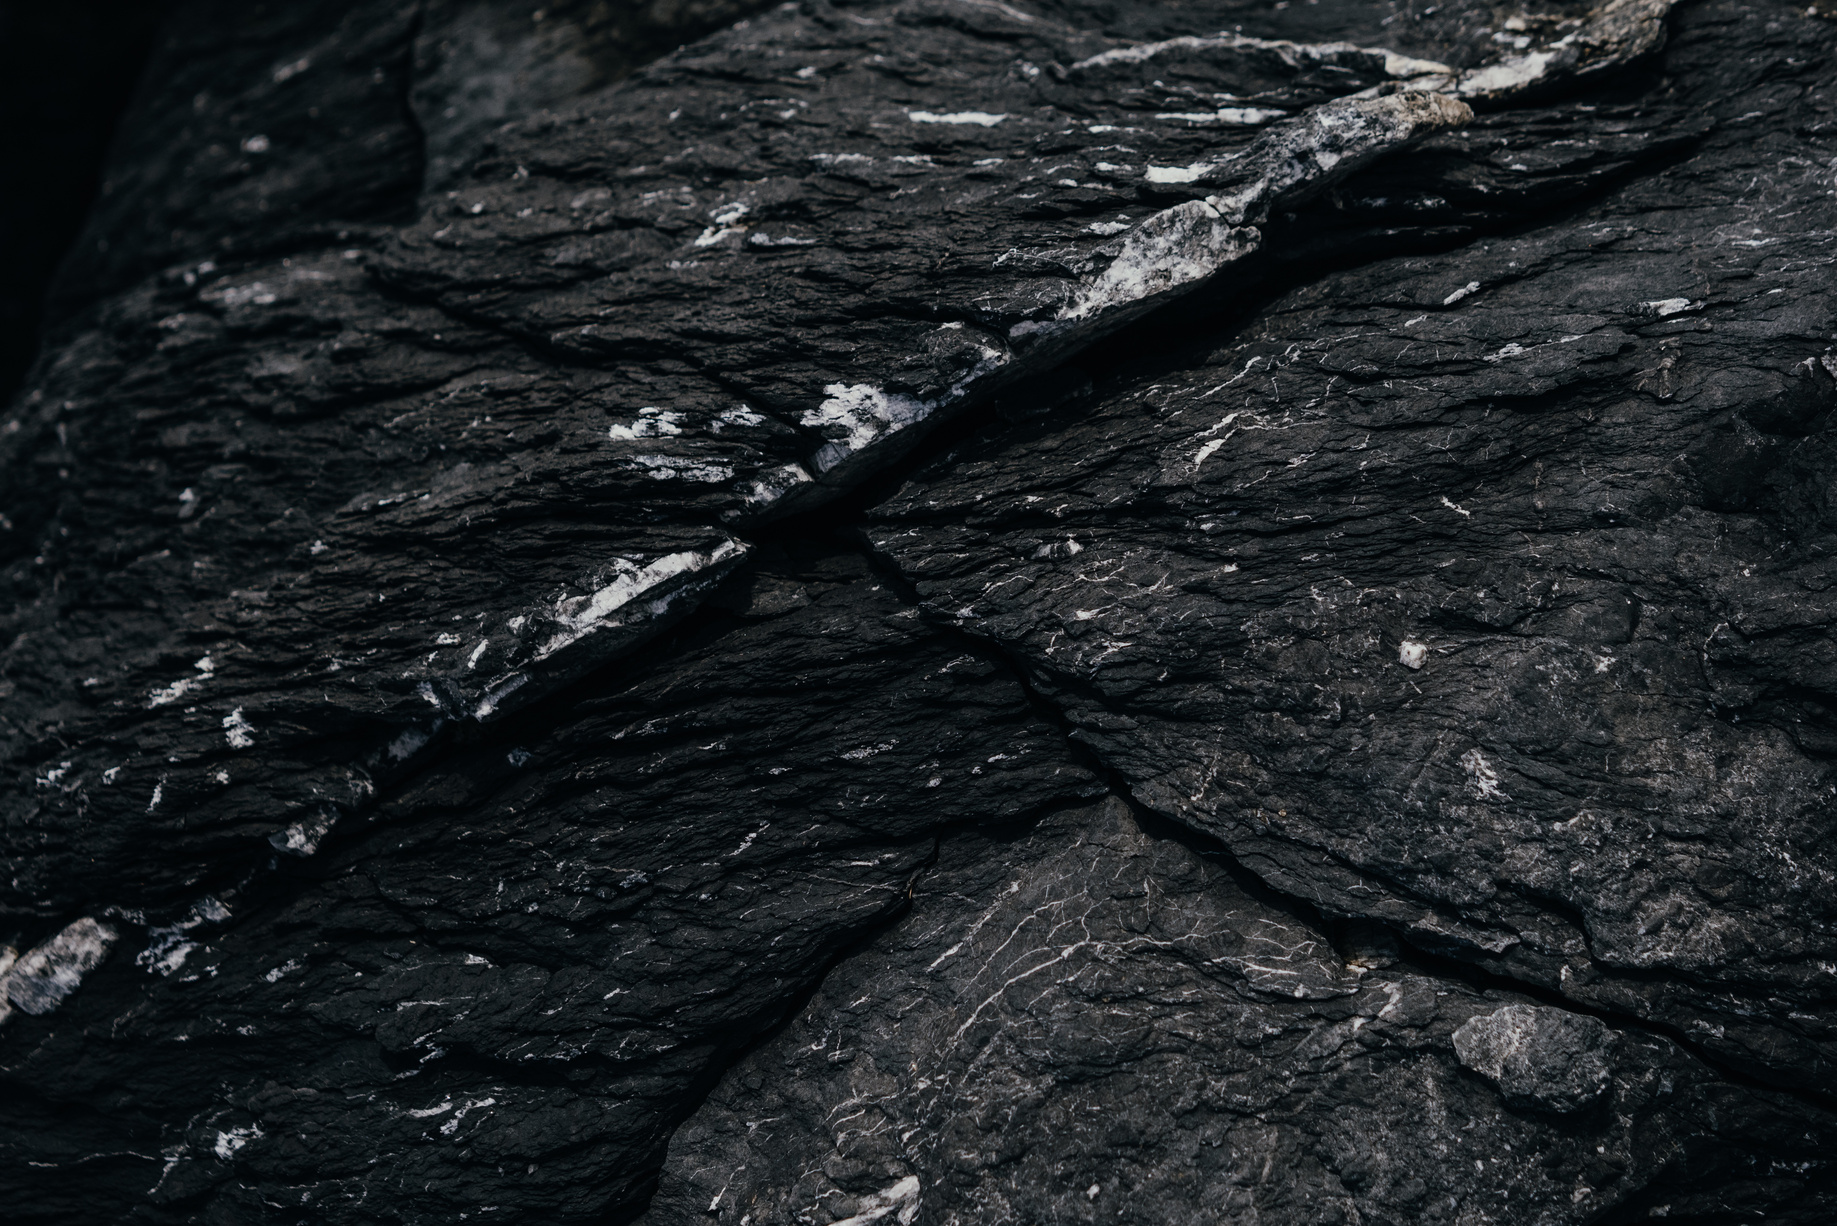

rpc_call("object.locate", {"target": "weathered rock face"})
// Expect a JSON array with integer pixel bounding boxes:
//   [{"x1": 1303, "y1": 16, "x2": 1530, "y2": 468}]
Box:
[
  {"x1": 651, "y1": 800, "x2": 1833, "y2": 1226},
  {"x1": 3, "y1": 0, "x2": 1837, "y2": 1222}
]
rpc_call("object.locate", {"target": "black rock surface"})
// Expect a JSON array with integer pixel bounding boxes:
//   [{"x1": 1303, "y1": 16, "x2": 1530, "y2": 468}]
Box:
[{"x1": 3, "y1": 0, "x2": 1837, "y2": 1222}]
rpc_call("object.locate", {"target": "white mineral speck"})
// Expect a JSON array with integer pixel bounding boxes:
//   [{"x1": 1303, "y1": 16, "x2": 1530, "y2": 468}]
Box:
[
  {"x1": 1144, "y1": 163, "x2": 1206, "y2": 184},
  {"x1": 907, "y1": 110, "x2": 1006, "y2": 125},
  {"x1": 222, "y1": 708, "x2": 255, "y2": 749}
]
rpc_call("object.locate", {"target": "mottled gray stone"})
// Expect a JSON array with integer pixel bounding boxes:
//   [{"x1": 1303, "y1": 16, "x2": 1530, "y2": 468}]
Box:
[{"x1": 1452, "y1": 1003, "x2": 1615, "y2": 1113}]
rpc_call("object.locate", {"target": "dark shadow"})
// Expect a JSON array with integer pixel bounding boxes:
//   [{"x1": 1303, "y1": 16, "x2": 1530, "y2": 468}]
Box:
[{"x1": 0, "y1": 0, "x2": 179, "y2": 405}]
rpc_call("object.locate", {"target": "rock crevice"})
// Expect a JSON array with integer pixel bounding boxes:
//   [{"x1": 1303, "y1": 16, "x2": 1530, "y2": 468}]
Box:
[{"x1": 4, "y1": 0, "x2": 1837, "y2": 1222}]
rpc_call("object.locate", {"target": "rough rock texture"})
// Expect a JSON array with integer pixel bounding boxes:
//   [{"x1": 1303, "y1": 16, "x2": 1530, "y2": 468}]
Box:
[
  {"x1": 4, "y1": 0, "x2": 1837, "y2": 1222},
  {"x1": 1452, "y1": 1002, "x2": 1615, "y2": 1113},
  {"x1": 651, "y1": 802, "x2": 1832, "y2": 1224},
  {"x1": 864, "y1": 20, "x2": 1837, "y2": 1089}
]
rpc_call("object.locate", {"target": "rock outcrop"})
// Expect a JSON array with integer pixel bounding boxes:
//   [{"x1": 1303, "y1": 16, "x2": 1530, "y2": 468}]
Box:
[{"x1": 3, "y1": 0, "x2": 1836, "y2": 1222}]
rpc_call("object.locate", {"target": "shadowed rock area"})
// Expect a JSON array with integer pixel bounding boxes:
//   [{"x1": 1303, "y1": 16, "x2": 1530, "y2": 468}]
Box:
[{"x1": 2, "y1": 0, "x2": 1836, "y2": 1222}]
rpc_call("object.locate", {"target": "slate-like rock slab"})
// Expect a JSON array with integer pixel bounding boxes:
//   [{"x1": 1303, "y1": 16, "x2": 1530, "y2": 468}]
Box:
[{"x1": 2, "y1": 0, "x2": 1836, "y2": 1222}]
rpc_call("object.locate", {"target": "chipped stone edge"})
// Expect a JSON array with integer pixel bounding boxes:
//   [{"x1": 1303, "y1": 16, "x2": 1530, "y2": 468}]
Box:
[
  {"x1": 758, "y1": 0, "x2": 1680, "y2": 513},
  {"x1": 229, "y1": 541, "x2": 754, "y2": 862},
  {"x1": 470, "y1": 536, "x2": 752, "y2": 723},
  {"x1": 1453, "y1": 0, "x2": 1683, "y2": 102},
  {"x1": 760, "y1": 91, "x2": 1470, "y2": 518}
]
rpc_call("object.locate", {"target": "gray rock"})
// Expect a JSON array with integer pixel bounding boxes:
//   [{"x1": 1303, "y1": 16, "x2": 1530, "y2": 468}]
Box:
[
  {"x1": 867, "y1": 0, "x2": 1837, "y2": 1096},
  {"x1": 1452, "y1": 1003, "x2": 1615, "y2": 1113},
  {"x1": 2, "y1": 0, "x2": 1837, "y2": 1222},
  {"x1": 646, "y1": 801, "x2": 1828, "y2": 1225},
  {"x1": 0, "y1": 918, "x2": 116, "y2": 1019}
]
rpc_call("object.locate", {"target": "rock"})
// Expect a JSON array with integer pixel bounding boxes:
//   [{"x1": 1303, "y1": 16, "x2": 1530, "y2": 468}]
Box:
[
  {"x1": 867, "y1": 0, "x2": 1837, "y2": 1097},
  {"x1": 647, "y1": 801, "x2": 1830, "y2": 1224},
  {"x1": 1452, "y1": 1003, "x2": 1615, "y2": 1113},
  {"x1": 0, "y1": 918, "x2": 116, "y2": 1020},
  {"x1": 2, "y1": 0, "x2": 1837, "y2": 1222}
]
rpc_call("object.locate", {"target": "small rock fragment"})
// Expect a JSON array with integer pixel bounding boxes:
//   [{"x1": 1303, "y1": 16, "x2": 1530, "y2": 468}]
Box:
[
  {"x1": 1452, "y1": 1003, "x2": 1615, "y2": 1113},
  {"x1": 1, "y1": 917, "x2": 118, "y2": 1019}
]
